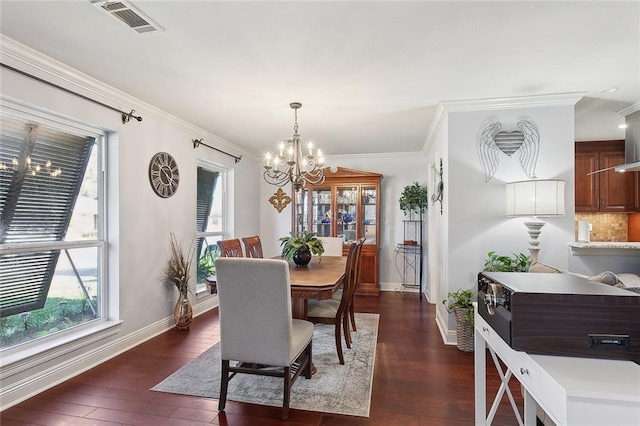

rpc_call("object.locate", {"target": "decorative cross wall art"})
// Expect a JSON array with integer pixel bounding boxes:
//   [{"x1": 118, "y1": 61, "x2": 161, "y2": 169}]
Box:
[
  {"x1": 269, "y1": 187, "x2": 292, "y2": 213},
  {"x1": 477, "y1": 119, "x2": 540, "y2": 182}
]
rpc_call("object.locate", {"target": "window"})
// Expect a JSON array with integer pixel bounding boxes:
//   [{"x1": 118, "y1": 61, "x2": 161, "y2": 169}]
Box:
[
  {"x1": 195, "y1": 163, "x2": 226, "y2": 294},
  {"x1": 0, "y1": 112, "x2": 105, "y2": 351}
]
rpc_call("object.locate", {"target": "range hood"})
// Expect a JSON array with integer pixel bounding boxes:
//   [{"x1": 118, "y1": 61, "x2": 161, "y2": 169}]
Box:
[{"x1": 615, "y1": 108, "x2": 640, "y2": 172}]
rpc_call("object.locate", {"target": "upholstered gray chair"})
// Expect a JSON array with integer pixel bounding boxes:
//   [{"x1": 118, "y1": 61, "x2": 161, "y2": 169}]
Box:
[
  {"x1": 317, "y1": 236, "x2": 344, "y2": 256},
  {"x1": 214, "y1": 258, "x2": 314, "y2": 420}
]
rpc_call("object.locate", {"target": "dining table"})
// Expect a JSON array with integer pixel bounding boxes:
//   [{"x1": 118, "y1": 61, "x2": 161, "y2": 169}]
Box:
[{"x1": 287, "y1": 255, "x2": 347, "y2": 320}]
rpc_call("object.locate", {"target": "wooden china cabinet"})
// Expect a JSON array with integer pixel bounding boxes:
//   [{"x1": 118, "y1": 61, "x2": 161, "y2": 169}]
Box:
[{"x1": 293, "y1": 167, "x2": 382, "y2": 296}]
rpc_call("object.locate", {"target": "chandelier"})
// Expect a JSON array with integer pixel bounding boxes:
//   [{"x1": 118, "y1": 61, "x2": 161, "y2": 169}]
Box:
[{"x1": 263, "y1": 102, "x2": 325, "y2": 191}]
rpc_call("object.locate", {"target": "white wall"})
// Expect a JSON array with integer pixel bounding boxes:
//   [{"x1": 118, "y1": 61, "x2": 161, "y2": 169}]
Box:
[
  {"x1": 431, "y1": 94, "x2": 581, "y2": 345},
  {"x1": 259, "y1": 154, "x2": 429, "y2": 292},
  {"x1": 0, "y1": 36, "x2": 259, "y2": 408},
  {"x1": 424, "y1": 112, "x2": 449, "y2": 305}
]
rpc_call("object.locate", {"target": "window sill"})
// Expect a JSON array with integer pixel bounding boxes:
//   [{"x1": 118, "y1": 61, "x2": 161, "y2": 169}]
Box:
[
  {"x1": 1, "y1": 319, "x2": 123, "y2": 377},
  {"x1": 196, "y1": 276, "x2": 217, "y2": 297}
]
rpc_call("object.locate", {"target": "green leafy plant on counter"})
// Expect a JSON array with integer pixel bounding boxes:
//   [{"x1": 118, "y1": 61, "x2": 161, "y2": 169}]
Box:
[{"x1": 483, "y1": 251, "x2": 530, "y2": 272}]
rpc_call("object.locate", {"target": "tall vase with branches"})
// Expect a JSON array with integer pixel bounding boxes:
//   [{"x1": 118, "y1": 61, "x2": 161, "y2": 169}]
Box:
[{"x1": 165, "y1": 233, "x2": 194, "y2": 330}]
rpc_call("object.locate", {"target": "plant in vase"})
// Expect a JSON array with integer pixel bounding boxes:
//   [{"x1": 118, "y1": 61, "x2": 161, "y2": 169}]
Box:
[
  {"x1": 279, "y1": 231, "x2": 324, "y2": 266},
  {"x1": 442, "y1": 288, "x2": 475, "y2": 352},
  {"x1": 165, "y1": 233, "x2": 195, "y2": 330},
  {"x1": 399, "y1": 182, "x2": 429, "y2": 221}
]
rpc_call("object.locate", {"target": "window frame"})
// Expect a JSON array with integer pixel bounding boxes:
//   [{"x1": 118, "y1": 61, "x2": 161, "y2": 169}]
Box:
[
  {"x1": 0, "y1": 100, "x2": 114, "y2": 364},
  {"x1": 195, "y1": 159, "x2": 228, "y2": 295}
]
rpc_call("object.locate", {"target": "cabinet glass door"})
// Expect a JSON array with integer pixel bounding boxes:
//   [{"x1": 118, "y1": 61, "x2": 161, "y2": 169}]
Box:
[
  {"x1": 337, "y1": 187, "x2": 358, "y2": 243},
  {"x1": 294, "y1": 188, "x2": 308, "y2": 234},
  {"x1": 311, "y1": 188, "x2": 332, "y2": 237},
  {"x1": 361, "y1": 186, "x2": 377, "y2": 244}
]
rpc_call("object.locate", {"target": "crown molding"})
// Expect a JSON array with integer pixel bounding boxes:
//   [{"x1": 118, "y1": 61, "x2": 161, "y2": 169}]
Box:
[
  {"x1": 422, "y1": 102, "x2": 448, "y2": 155},
  {"x1": 618, "y1": 102, "x2": 640, "y2": 117},
  {"x1": 0, "y1": 35, "x2": 256, "y2": 161},
  {"x1": 326, "y1": 150, "x2": 424, "y2": 161},
  {"x1": 438, "y1": 92, "x2": 585, "y2": 113}
]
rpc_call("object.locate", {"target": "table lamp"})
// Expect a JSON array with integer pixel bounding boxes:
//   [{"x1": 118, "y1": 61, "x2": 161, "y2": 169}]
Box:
[{"x1": 505, "y1": 179, "x2": 565, "y2": 263}]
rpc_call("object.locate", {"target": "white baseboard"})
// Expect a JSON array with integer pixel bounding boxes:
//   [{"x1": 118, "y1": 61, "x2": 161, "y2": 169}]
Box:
[
  {"x1": 0, "y1": 298, "x2": 219, "y2": 411},
  {"x1": 435, "y1": 309, "x2": 456, "y2": 346}
]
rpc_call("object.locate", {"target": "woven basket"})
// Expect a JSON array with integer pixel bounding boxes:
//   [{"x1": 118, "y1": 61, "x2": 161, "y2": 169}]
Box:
[{"x1": 454, "y1": 307, "x2": 474, "y2": 352}]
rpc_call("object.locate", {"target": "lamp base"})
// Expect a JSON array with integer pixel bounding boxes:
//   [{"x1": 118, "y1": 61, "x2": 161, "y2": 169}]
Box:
[{"x1": 523, "y1": 220, "x2": 545, "y2": 264}]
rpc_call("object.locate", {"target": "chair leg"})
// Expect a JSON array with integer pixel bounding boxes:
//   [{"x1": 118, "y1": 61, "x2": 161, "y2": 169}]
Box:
[
  {"x1": 304, "y1": 341, "x2": 313, "y2": 379},
  {"x1": 343, "y1": 313, "x2": 352, "y2": 349},
  {"x1": 348, "y1": 300, "x2": 357, "y2": 331},
  {"x1": 219, "y1": 359, "x2": 230, "y2": 411},
  {"x1": 335, "y1": 320, "x2": 345, "y2": 365},
  {"x1": 282, "y1": 366, "x2": 291, "y2": 420},
  {"x1": 349, "y1": 304, "x2": 357, "y2": 331}
]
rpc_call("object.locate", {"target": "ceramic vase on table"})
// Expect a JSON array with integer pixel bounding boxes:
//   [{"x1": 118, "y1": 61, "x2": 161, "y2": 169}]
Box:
[
  {"x1": 293, "y1": 249, "x2": 312, "y2": 267},
  {"x1": 174, "y1": 290, "x2": 193, "y2": 331}
]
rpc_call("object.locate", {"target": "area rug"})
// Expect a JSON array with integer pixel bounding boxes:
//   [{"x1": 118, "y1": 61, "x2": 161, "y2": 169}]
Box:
[{"x1": 151, "y1": 313, "x2": 379, "y2": 417}]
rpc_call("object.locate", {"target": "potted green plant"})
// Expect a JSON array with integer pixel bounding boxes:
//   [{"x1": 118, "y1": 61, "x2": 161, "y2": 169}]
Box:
[
  {"x1": 483, "y1": 251, "x2": 530, "y2": 272},
  {"x1": 442, "y1": 289, "x2": 475, "y2": 352},
  {"x1": 279, "y1": 231, "x2": 325, "y2": 266},
  {"x1": 399, "y1": 182, "x2": 429, "y2": 218}
]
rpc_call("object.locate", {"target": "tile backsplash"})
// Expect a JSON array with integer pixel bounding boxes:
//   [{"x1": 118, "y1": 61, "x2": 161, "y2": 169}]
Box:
[{"x1": 575, "y1": 213, "x2": 628, "y2": 242}]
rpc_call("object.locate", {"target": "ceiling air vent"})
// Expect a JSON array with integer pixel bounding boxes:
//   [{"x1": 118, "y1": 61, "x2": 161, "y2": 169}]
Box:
[{"x1": 92, "y1": 1, "x2": 164, "y2": 33}]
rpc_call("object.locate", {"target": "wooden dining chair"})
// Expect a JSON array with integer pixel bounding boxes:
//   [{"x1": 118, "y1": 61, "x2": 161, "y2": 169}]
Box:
[
  {"x1": 306, "y1": 241, "x2": 359, "y2": 365},
  {"x1": 241, "y1": 235, "x2": 263, "y2": 258},
  {"x1": 344, "y1": 238, "x2": 365, "y2": 346},
  {"x1": 215, "y1": 258, "x2": 314, "y2": 420},
  {"x1": 332, "y1": 238, "x2": 365, "y2": 337},
  {"x1": 217, "y1": 238, "x2": 244, "y2": 257}
]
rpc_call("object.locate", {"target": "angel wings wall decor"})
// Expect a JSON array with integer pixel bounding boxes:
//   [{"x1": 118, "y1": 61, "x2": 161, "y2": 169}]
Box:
[{"x1": 477, "y1": 119, "x2": 540, "y2": 182}]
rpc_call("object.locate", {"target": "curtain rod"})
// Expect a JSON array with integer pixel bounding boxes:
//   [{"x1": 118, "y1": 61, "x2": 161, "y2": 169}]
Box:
[
  {"x1": 1, "y1": 63, "x2": 243, "y2": 163},
  {"x1": 193, "y1": 138, "x2": 242, "y2": 163},
  {"x1": 1, "y1": 62, "x2": 142, "y2": 124}
]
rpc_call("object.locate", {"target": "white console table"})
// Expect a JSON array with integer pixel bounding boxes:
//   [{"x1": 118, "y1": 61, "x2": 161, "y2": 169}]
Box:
[{"x1": 474, "y1": 307, "x2": 640, "y2": 426}]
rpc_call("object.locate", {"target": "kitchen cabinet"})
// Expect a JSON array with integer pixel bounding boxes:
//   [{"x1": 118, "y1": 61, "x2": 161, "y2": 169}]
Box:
[
  {"x1": 293, "y1": 167, "x2": 382, "y2": 296},
  {"x1": 575, "y1": 140, "x2": 639, "y2": 212}
]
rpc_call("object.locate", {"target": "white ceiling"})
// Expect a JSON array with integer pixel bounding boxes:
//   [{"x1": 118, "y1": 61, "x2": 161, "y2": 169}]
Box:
[{"x1": 1, "y1": 1, "x2": 638, "y2": 157}]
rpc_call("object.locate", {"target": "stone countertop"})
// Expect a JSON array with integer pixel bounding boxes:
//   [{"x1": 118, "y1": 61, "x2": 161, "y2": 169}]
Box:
[
  {"x1": 569, "y1": 241, "x2": 640, "y2": 256},
  {"x1": 569, "y1": 242, "x2": 640, "y2": 249}
]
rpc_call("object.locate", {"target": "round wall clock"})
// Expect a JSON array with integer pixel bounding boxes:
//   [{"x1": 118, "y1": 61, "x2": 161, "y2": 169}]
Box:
[{"x1": 149, "y1": 152, "x2": 180, "y2": 198}]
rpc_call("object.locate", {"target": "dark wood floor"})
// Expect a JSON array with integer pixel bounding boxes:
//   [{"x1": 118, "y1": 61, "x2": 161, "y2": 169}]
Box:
[{"x1": 2, "y1": 292, "x2": 524, "y2": 425}]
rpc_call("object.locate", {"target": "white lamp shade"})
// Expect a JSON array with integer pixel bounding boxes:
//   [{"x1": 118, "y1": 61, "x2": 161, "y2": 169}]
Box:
[{"x1": 506, "y1": 179, "x2": 565, "y2": 217}]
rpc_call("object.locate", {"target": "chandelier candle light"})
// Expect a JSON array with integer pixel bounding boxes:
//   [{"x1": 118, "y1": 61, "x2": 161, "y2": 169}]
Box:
[{"x1": 263, "y1": 102, "x2": 325, "y2": 191}]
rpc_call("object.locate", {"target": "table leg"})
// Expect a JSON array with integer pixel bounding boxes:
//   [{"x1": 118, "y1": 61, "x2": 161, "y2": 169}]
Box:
[
  {"x1": 523, "y1": 389, "x2": 537, "y2": 426},
  {"x1": 292, "y1": 298, "x2": 307, "y2": 320},
  {"x1": 475, "y1": 326, "x2": 487, "y2": 425}
]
